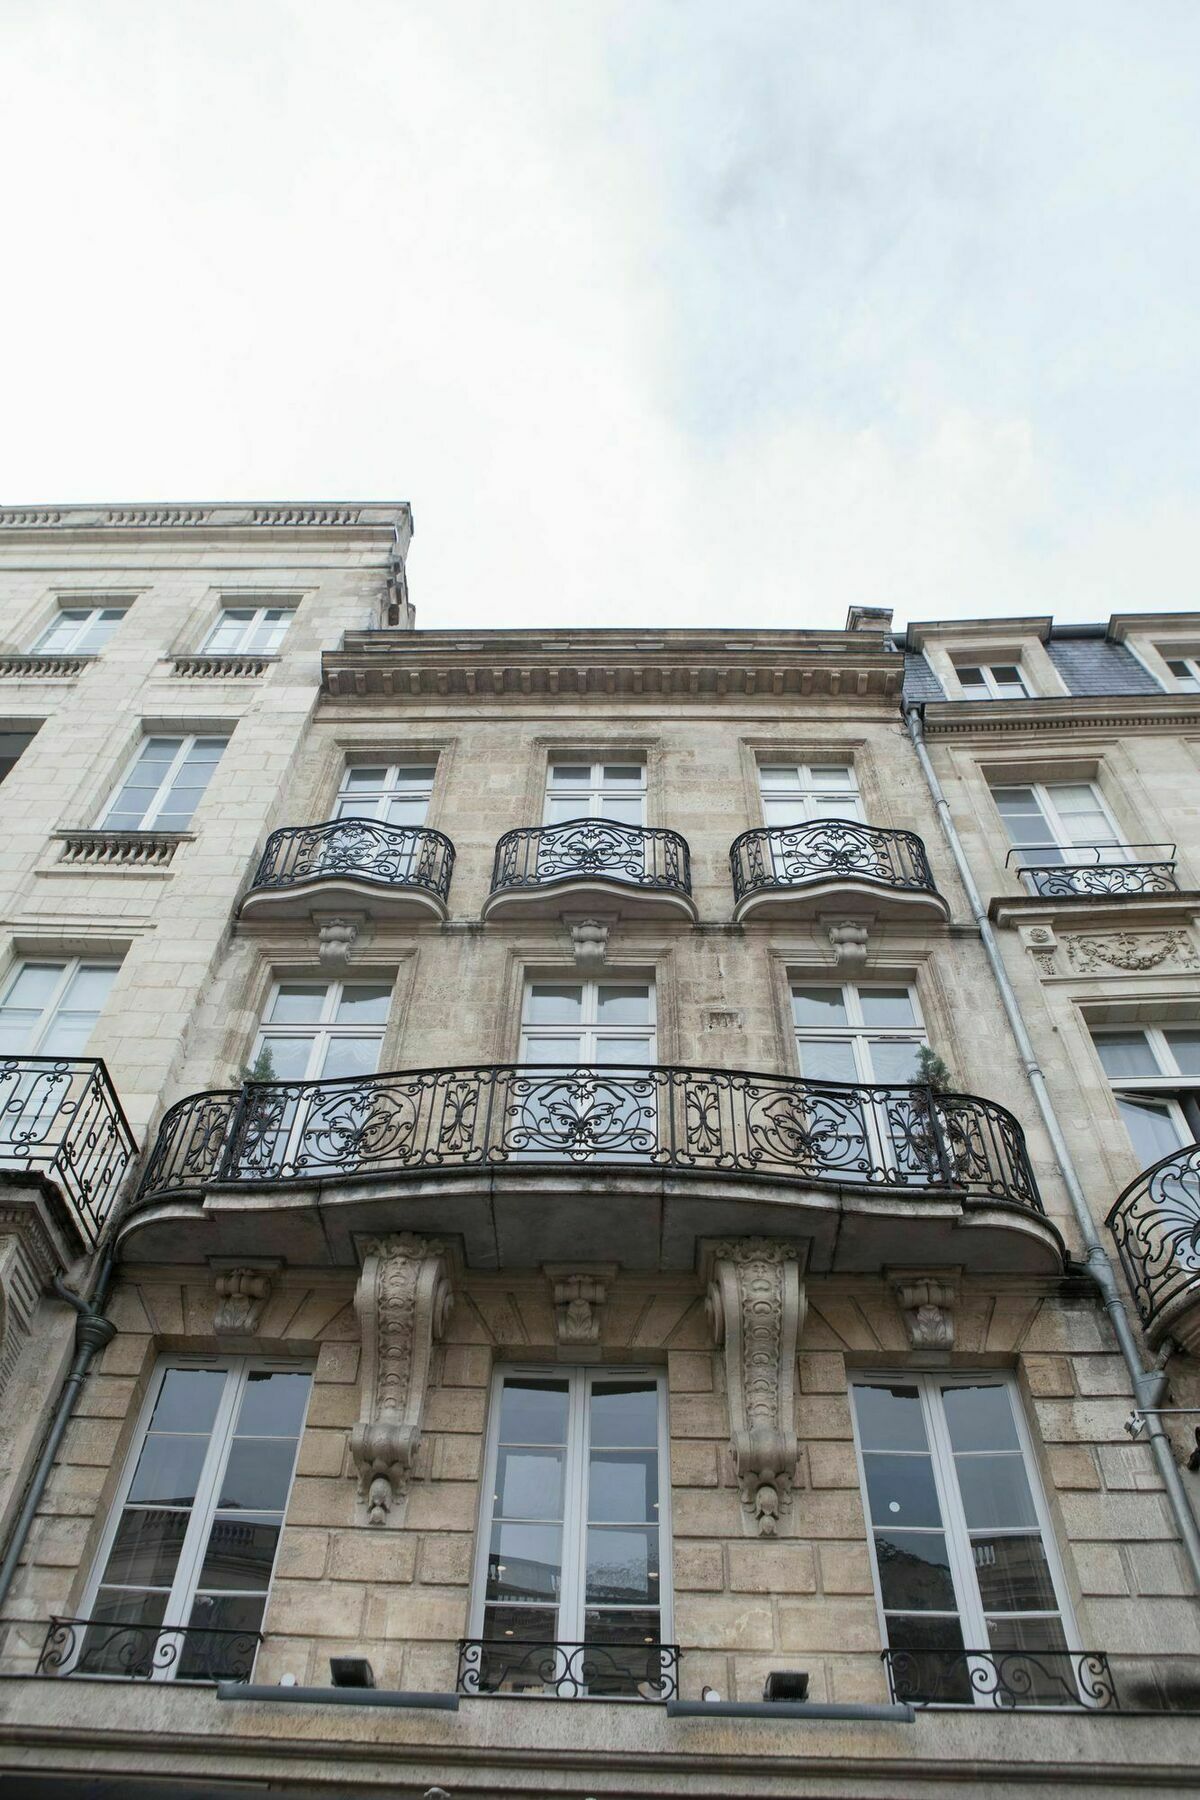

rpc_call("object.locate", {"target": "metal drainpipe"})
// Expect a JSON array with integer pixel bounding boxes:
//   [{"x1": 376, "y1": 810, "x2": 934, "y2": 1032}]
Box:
[
  {"x1": 902, "y1": 699, "x2": 1200, "y2": 1592},
  {"x1": 0, "y1": 1248, "x2": 117, "y2": 1612}
]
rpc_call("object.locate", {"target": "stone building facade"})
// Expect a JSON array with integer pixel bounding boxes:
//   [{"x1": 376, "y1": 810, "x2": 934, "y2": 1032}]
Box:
[{"x1": 0, "y1": 505, "x2": 1197, "y2": 1796}]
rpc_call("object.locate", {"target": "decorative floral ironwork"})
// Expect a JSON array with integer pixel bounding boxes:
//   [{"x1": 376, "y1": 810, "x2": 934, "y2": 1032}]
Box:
[
  {"x1": 37, "y1": 1616, "x2": 262, "y2": 1683},
  {"x1": 1024, "y1": 863, "x2": 1179, "y2": 898},
  {"x1": 1107, "y1": 1144, "x2": 1200, "y2": 1333},
  {"x1": 245, "y1": 819, "x2": 454, "y2": 904},
  {"x1": 136, "y1": 1063, "x2": 1042, "y2": 1215},
  {"x1": 457, "y1": 1637, "x2": 678, "y2": 1701},
  {"x1": 882, "y1": 1646, "x2": 1118, "y2": 1711},
  {"x1": 0, "y1": 1057, "x2": 135, "y2": 1246},
  {"x1": 731, "y1": 819, "x2": 940, "y2": 904},
  {"x1": 490, "y1": 819, "x2": 691, "y2": 897}
]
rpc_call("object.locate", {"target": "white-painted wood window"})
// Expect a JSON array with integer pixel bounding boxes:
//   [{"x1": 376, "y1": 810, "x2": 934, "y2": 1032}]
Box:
[
  {"x1": 992, "y1": 781, "x2": 1128, "y2": 879},
  {"x1": 544, "y1": 762, "x2": 646, "y2": 827},
  {"x1": 850, "y1": 1373, "x2": 1078, "y2": 1707},
  {"x1": 73, "y1": 1357, "x2": 312, "y2": 1681},
  {"x1": 1160, "y1": 653, "x2": 1200, "y2": 693},
  {"x1": 333, "y1": 763, "x2": 436, "y2": 828},
  {"x1": 203, "y1": 606, "x2": 293, "y2": 656},
  {"x1": 1091, "y1": 1024, "x2": 1200, "y2": 1169},
  {"x1": 0, "y1": 959, "x2": 118, "y2": 1058},
  {"x1": 791, "y1": 982, "x2": 927, "y2": 1086},
  {"x1": 758, "y1": 761, "x2": 862, "y2": 827},
  {"x1": 469, "y1": 1365, "x2": 671, "y2": 1697},
  {"x1": 252, "y1": 979, "x2": 391, "y2": 1084},
  {"x1": 32, "y1": 605, "x2": 126, "y2": 656},
  {"x1": 953, "y1": 661, "x2": 1030, "y2": 701},
  {"x1": 101, "y1": 735, "x2": 228, "y2": 831},
  {"x1": 520, "y1": 979, "x2": 655, "y2": 1066}
]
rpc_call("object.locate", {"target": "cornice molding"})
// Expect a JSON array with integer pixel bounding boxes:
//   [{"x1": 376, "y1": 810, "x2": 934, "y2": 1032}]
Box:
[
  {"x1": 0, "y1": 502, "x2": 411, "y2": 537},
  {"x1": 919, "y1": 695, "x2": 1200, "y2": 736},
  {"x1": 989, "y1": 892, "x2": 1200, "y2": 932}
]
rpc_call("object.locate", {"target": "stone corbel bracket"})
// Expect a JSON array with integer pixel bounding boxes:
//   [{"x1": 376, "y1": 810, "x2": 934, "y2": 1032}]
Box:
[
  {"x1": 350, "y1": 1234, "x2": 454, "y2": 1525},
  {"x1": 314, "y1": 911, "x2": 367, "y2": 970},
  {"x1": 890, "y1": 1269, "x2": 961, "y2": 1354},
  {"x1": 544, "y1": 1263, "x2": 617, "y2": 1352},
  {"x1": 212, "y1": 1261, "x2": 280, "y2": 1335},
  {"x1": 704, "y1": 1238, "x2": 807, "y2": 1537}
]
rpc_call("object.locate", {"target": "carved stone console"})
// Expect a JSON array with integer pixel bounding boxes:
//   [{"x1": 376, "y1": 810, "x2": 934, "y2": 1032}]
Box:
[
  {"x1": 704, "y1": 1238, "x2": 806, "y2": 1537},
  {"x1": 891, "y1": 1269, "x2": 960, "y2": 1353},
  {"x1": 350, "y1": 1234, "x2": 454, "y2": 1525}
]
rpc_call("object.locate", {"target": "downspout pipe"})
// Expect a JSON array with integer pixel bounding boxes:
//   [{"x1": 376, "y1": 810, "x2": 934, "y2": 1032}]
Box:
[
  {"x1": 0, "y1": 1249, "x2": 117, "y2": 1612},
  {"x1": 902, "y1": 699, "x2": 1200, "y2": 1593}
]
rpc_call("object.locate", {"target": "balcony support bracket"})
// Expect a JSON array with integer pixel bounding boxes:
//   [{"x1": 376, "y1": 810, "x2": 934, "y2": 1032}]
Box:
[
  {"x1": 890, "y1": 1268, "x2": 961, "y2": 1356},
  {"x1": 704, "y1": 1238, "x2": 806, "y2": 1537}
]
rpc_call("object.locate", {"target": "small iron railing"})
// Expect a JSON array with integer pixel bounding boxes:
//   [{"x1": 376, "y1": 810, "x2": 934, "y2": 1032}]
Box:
[
  {"x1": 731, "y1": 819, "x2": 939, "y2": 904},
  {"x1": 490, "y1": 819, "x2": 691, "y2": 899},
  {"x1": 1107, "y1": 1142, "x2": 1200, "y2": 1334},
  {"x1": 37, "y1": 1616, "x2": 262, "y2": 1683},
  {"x1": 135, "y1": 1062, "x2": 1042, "y2": 1214},
  {"x1": 0, "y1": 1057, "x2": 135, "y2": 1246},
  {"x1": 246, "y1": 818, "x2": 455, "y2": 904},
  {"x1": 457, "y1": 1637, "x2": 678, "y2": 1701},
  {"x1": 1004, "y1": 843, "x2": 1179, "y2": 899},
  {"x1": 882, "y1": 1646, "x2": 1118, "y2": 1711}
]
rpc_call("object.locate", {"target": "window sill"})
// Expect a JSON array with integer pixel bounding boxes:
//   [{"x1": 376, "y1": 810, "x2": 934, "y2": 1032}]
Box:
[
  {"x1": 0, "y1": 653, "x2": 92, "y2": 679},
  {"x1": 48, "y1": 829, "x2": 194, "y2": 871}
]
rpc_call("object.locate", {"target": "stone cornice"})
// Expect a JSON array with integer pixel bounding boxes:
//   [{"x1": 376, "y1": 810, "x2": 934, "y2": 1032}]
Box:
[
  {"x1": 0, "y1": 502, "x2": 411, "y2": 538},
  {"x1": 919, "y1": 694, "x2": 1200, "y2": 736},
  {"x1": 989, "y1": 891, "x2": 1200, "y2": 931},
  {"x1": 323, "y1": 628, "x2": 903, "y2": 703}
]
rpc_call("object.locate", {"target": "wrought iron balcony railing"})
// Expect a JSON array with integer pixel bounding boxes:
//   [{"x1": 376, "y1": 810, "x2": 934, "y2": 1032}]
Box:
[
  {"x1": 37, "y1": 1616, "x2": 262, "y2": 1683},
  {"x1": 731, "y1": 819, "x2": 940, "y2": 904},
  {"x1": 1107, "y1": 1142, "x2": 1200, "y2": 1338},
  {"x1": 0, "y1": 1057, "x2": 136, "y2": 1246},
  {"x1": 457, "y1": 1637, "x2": 679, "y2": 1701},
  {"x1": 882, "y1": 1646, "x2": 1119, "y2": 1711},
  {"x1": 489, "y1": 819, "x2": 691, "y2": 900},
  {"x1": 244, "y1": 818, "x2": 455, "y2": 905},
  {"x1": 136, "y1": 1062, "x2": 1041, "y2": 1214},
  {"x1": 1004, "y1": 843, "x2": 1179, "y2": 899}
]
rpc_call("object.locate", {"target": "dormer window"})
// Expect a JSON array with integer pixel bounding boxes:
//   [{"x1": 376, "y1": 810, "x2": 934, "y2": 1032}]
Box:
[
  {"x1": 1161, "y1": 653, "x2": 1200, "y2": 693},
  {"x1": 953, "y1": 661, "x2": 1029, "y2": 701}
]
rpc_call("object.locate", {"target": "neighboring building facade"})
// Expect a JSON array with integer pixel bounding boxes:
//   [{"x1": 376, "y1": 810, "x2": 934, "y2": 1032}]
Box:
[{"x1": 0, "y1": 505, "x2": 1197, "y2": 1796}]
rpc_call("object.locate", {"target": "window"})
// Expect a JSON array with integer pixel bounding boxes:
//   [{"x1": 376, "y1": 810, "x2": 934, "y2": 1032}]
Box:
[
  {"x1": 72, "y1": 1357, "x2": 311, "y2": 1681},
  {"x1": 953, "y1": 661, "x2": 1030, "y2": 701},
  {"x1": 102, "y1": 736, "x2": 228, "y2": 831},
  {"x1": 1091, "y1": 1024, "x2": 1200, "y2": 1170},
  {"x1": 1161, "y1": 653, "x2": 1200, "y2": 693},
  {"x1": 544, "y1": 762, "x2": 645, "y2": 827},
  {"x1": 758, "y1": 761, "x2": 862, "y2": 828},
  {"x1": 0, "y1": 730, "x2": 35, "y2": 783},
  {"x1": 32, "y1": 605, "x2": 125, "y2": 656},
  {"x1": 520, "y1": 979, "x2": 655, "y2": 1066},
  {"x1": 253, "y1": 979, "x2": 391, "y2": 1083},
  {"x1": 791, "y1": 982, "x2": 927, "y2": 1086},
  {"x1": 850, "y1": 1374, "x2": 1077, "y2": 1707},
  {"x1": 992, "y1": 781, "x2": 1129, "y2": 889},
  {"x1": 203, "y1": 606, "x2": 293, "y2": 657},
  {"x1": 333, "y1": 762, "x2": 435, "y2": 827},
  {"x1": 0, "y1": 959, "x2": 118, "y2": 1057},
  {"x1": 470, "y1": 1366, "x2": 670, "y2": 1697}
]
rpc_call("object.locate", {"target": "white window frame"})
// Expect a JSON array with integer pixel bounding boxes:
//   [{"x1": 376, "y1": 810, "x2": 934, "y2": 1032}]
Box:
[
  {"x1": 757, "y1": 760, "x2": 863, "y2": 827},
  {"x1": 203, "y1": 605, "x2": 294, "y2": 657},
  {"x1": 31, "y1": 604, "x2": 126, "y2": 656},
  {"x1": 992, "y1": 779, "x2": 1130, "y2": 874},
  {"x1": 469, "y1": 1363, "x2": 673, "y2": 1687},
  {"x1": 252, "y1": 977, "x2": 392, "y2": 1082},
  {"x1": 543, "y1": 760, "x2": 646, "y2": 825},
  {"x1": 333, "y1": 761, "x2": 436, "y2": 826},
  {"x1": 849, "y1": 1371, "x2": 1083, "y2": 1709},
  {"x1": 100, "y1": 734, "x2": 228, "y2": 832},
  {"x1": 790, "y1": 980, "x2": 927, "y2": 1086},
  {"x1": 520, "y1": 977, "x2": 657, "y2": 1065},
  {"x1": 72, "y1": 1354, "x2": 313, "y2": 1682},
  {"x1": 0, "y1": 957, "x2": 119, "y2": 1055},
  {"x1": 1090, "y1": 1024, "x2": 1200, "y2": 1163},
  {"x1": 1160, "y1": 652, "x2": 1200, "y2": 693},
  {"x1": 953, "y1": 660, "x2": 1030, "y2": 701}
]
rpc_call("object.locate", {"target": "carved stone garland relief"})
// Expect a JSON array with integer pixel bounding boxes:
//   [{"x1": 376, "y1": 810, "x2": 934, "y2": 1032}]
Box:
[{"x1": 1017, "y1": 923, "x2": 1200, "y2": 979}]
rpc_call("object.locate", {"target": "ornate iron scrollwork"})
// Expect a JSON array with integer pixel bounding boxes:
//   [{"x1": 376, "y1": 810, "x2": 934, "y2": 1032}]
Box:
[
  {"x1": 456, "y1": 1637, "x2": 679, "y2": 1701},
  {"x1": 1107, "y1": 1143, "x2": 1200, "y2": 1333},
  {"x1": 882, "y1": 1646, "x2": 1119, "y2": 1711},
  {"x1": 730, "y1": 819, "x2": 940, "y2": 903},
  {"x1": 0, "y1": 1056, "x2": 135, "y2": 1245},
  {"x1": 1024, "y1": 861, "x2": 1179, "y2": 898},
  {"x1": 246, "y1": 819, "x2": 454, "y2": 902},
  {"x1": 490, "y1": 819, "x2": 691, "y2": 896},
  {"x1": 37, "y1": 1616, "x2": 262, "y2": 1683}
]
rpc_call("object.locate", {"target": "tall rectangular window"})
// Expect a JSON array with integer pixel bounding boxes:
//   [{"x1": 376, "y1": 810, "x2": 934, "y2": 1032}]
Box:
[
  {"x1": 334, "y1": 763, "x2": 435, "y2": 827},
  {"x1": 758, "y1": 762, "x2": 861, "y2": 827},
  {"x1": 32, "y1": 606, "x2": 125, "y2": 656},
  {"x1": 953, "y1": 661, "x2": 1030, "y2": 701},
  {"x1": 992, "y1": 781, "x2": 1130, "y2": 890},
  {"x1": 850, "y1": 1373, "x2": 1077, "y2": 1707},
  {"x1": 544, "y1": 762, "x2": 645, "y2": 827},
  {"x1": 1091, "y1": 1024, "x2": 1200, "y2": 1169},
  {"x1": 791, "y1": 982, "x2": 927, "y2": 1085},
  {"x1": 520, "y1": 979, "x2": 655, "y2": 1066},
  {"x1": 0, "y1": 731, "x2": 35, "y2": 784},
  {"x1": 203, "y1": 607, "x2": 293, "y2": 656},
  {"x1": 71, "y1": 1358, "x2": 312, "y2": 1681},
  {"x1": 469, "y1": 1366, "x2": 670, "y2": 1697},
  {"x1": 252, "y1": 978, "x2": 391, "y2": 1084},
  {"x1": 102, "y1": 736, "x2": 228, "y2": 831},
  {"x1": 0, "y1": 959, "x2": 118, "y2": 1057}
]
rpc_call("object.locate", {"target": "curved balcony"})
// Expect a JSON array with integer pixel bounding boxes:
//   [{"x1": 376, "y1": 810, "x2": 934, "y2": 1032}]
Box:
[
  {"x1": 123, "y1": 1064, "x2": 1062, "y2": 1277},
  {"x1": 483, "y1": 819, "x2": 695, "y2": 922},
  {"x1": 238, "y1": 819, "x2": 454, "y2": 924},
  {"x1": 1107, "y1": 1143, "x2": 1200, "y2": 1351},
  {"x1": 730, "y1": 819, "x2": 949, "y2": 924}
]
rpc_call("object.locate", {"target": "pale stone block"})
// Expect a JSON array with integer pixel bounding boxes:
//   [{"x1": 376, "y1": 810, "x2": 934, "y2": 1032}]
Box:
[
  {"x1": 274, "y1": 1528, "x2": 329, "y2": 1580},
  {"x1": 1046, "y1": 1444, "x2": 1101, "y2": 1490},
  {"x1": 807, "y1": 1299, "x2": 875, "y2": 1350},
  {"x1": 798, "y1": 1352, "x2": 846, "y2": 1394},
  {"x1": 795, "y1": 1395, "x2": 853, "y2": 1440},
  {"x1": 423, "y1": 1387, "x2": 487, "y2": 1435},
  {"x1": 265, "y1": 1581, "x2": 365, "y2": 1639},
  {"x1": 672, "y1": 1542, "x2": 724, "y2": 1592},
  {"x1": 777, "y1": 1597, "x2": 880, "y2": 1652},
  {"x1": 402, "y1": 1482, "x2": 479, "y2": 1533},
  {"x1": 328, "y1": 1530, "x2": 417, "y2": 1584},
  {"x1": 1073, "y1": 1543, "x2": 1129, "y2": 1595},
  {"x1": 39, "y1": 1462, "x2": 108, "y2": 1514},
  {"x1": 1022, "y1": 1354, "x2": 1073, "y2": 1397},
  {"x1": 73, "y1": 1377, "x2": 136, "y2": 1419},
  {"x1": 795, "y1": 1491, "x2": 866, "y2": 1538},
  {"x1": 403, "y1": 1640, "x2": 460, "y2": 1693},
  {"x1": 1087, "y1": 1597, "x2": 1200, "y2": 1655},
  {"x1": 25, "y1": 1516, "x2": 91, "y2": 1567},
  {"x1": 58, "y1": 1417, "x2": 122, "y2": 1468},
  {"x1": 96, "y1": 1333, "x2": 153, "y2": 1377},
  {"x1": 826, "y1": 1652, "x2": 891, "y2": 1704},
  {"x1": 419, "y1": 1535, "x2": 474, "y2": 1586},
  {"x1": 314, "y1": 1341, "x2": 360, "y2": 1384},
  {"x1": 1097, "y1": 1443, "x2": 1163, "y2": 1492},
  {"x1": 727, "y1": 1542, "x2": 816, "y2": 1594},
  {"x1": 671, "y1": 1488, "x2": 743, "y2": 1537},
  {"x1": 296, "y1": 1429, "x2": 348, "y2": 1478},
  {"x1": 363, "y1": 1588, "x2": 469, "y2": 1643},
  {"x1": 985, "y1": 1296, "x2": 1040, "y2": 1351},
  {"x1": 670, "y1": 1440, "x2": 718, "y2": 1488},
  {"x1": 1128, "y1": 1542, "x2": 1193, "y2": 1596},
  {"x1": 1072, "y1": 1356, "x2": 1134, "y2": 1397},
  {"x1": 667, "y1": 1350, "x2": 714, "y2": 1393},
  {"x1": 1033, "y1": 1398, "x2": 1134, "y2": 1443},
  {"x1": 668, "y1": 1393, "x2": 729, "y2": 1439},
  {"x1": 304, "y1": 1383, "x2": 361, "y2": 1429},
  {"x1": 819, "y1": 1543, "x2": 875, "y2": 1595},
  {"x1": 285, "y1": 1476, "x2": 357, "y2": 1528},
  {"x1": 433, "y1": 1434, "x2": 482, "y2": 1481},
  {"x1": 1021, "y1": 1304, "x2": 1110, "y2": 1353},
  {"x1": 1060, "y1": 1492, "x2": 1174, "y2": 1541},
  {"x1": 807, "y1": 1442, "x2": 859, "y2": 1489},
  {"x1": 673, "y1": 1595, "x2": 774, "y2": 1650},
  {"x1": 440, "y1": 1344, "x2": 493, "y2": 1388}
]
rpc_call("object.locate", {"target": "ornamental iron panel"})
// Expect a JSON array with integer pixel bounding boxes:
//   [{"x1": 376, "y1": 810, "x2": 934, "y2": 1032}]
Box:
[
  {"x1": 247, "y1": 819, "x2": 454, "y2": 903},
  {"x1": 1107, "y1": 1143, "x2": 1200, "y2": 1334},
  {"x1": 490, "y1": 819, "x2": 691, "y2": 897},
  {"x1": 136, "y1": 1062, "x2": 1041, "y2": 1215},
  {"x1": 882, "y1": 1646, "x2": 1118, "y2": 1711},
  {"x1": 1004, "y1": 843, "x2": 1179, "y2": 899},
  {"x1": 731, "y1": 819, "x2": 940, "y2": 903},
  {"x1": 457, "y1": 1637, "x2": 678, "y2": 1701},
  {"x1": 37, "y1": 1616, "x2": 262, "y2": 1683},
  {"x1": 0, "y1": 1057, "x2": 136, "y2": 1246}
]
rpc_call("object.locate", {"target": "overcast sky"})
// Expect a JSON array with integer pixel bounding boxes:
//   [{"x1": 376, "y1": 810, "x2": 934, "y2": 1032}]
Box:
[{"x1": 3, "y1": 2, "x2": 1199, "y2": 632}]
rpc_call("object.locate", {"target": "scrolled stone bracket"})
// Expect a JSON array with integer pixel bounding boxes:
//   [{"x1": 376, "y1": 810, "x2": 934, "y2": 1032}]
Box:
[
  {"x1": 891, "y1": 1269, "x2": 960, "y2": 1353},
  {"x1": 703, "y1": 1238, "x2": 806, "y2": 1537},
  {"x1": 544, "y1": 1263, "x2": 617, "y2": 1349},
  {"x1": 350, "y1": 1234, "x2": 454, "y2": 1526},
  {"x1": 212, "y1": 1265, "x2": 275, "y2": 1335}
]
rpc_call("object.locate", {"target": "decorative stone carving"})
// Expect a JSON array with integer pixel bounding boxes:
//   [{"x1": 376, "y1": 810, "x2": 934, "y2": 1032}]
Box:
[
  {"x1": 350, "y1": 1235, "x2": 454, "y2": 1525},
  {"x1": 1018, "y1": 922, "x2": 1058, "y2": 976},
  {"x1": 570, "y1": 919, "x2": 609, "y2": 967},
  {"x1": 892, "y1": 1271, "x2": 960, "y2": 1351},
  {"x1": 1062, "y1": 930, "x2": 1200, "y2": 975},
  {"x1": 705, "y1": 1239, "x2": 806, "y2": 1536},
  {"x1": 706, "y1": 1008, "x2": 744, "y2": 1031},
  {"x1": 316, "y1": 916, "x2": 359, "y2": 970},
  {"x1": 545, "y1": 1265, "x2": 616, "y2": 1346},
  {"x1": 827, "y1": 920, "x2": 869, "y2": 970},
  {"x1": 213, "y1": 1267, "x2": 273, "y2": 1334},
  {"x1": 0, "y1": 1209, "x2": 58, "y2": 1397}
]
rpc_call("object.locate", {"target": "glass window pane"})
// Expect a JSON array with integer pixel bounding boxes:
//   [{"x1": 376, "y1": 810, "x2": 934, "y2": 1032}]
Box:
[
  {"x1": 544, "y1": 796, "x2": 583, "y2": 825},
  {"x1": 595, "y1": 986, "x2": 652, "y2": 1025},
  {"x1": 759, "y1": 765, "x2": 801, "y2": 787},
  {"x1": 60, "y1": 965, "x2": 117, "y2": 1013},
  {"x1": 590, "y1": 1380, "x2": 658, "y2": 1447},
  {"x1": 1118, "y1": 1096, "x2": 1186, "y2": 1168},
  {"x1": 940, "y1": 1384, "x2": 1021, "y2": 1453},
  {"x1": 867, "y1": 1038, "x2": 926, "y2": 1084},
  {"x1": 101, "y1": 1508, "x2": 191, "y2": 1588},
  {"x1": 853, "y1": 1383, "x2": 929, "y2": 1452},
  {"x1": 234, "y1": 1371, "x2": 311, "y2": 1439},
  {"x1": 1165, "y1": 1029, "x2": 1200, "y2": 1077},
  {"x1": 128, "y1": 1435, "x2": 210, "y2": 1506},
  {"x1": 217, "y1": 1438, "x2": 299, "y2": 1511},
  {"x1": 525, "y1": 985, "x2": 583, "y2": 1025},
  {"x1": 1093, "y1": 1031, "x2": 1159, "y2": 1079},
  {"x1": 596, "y1": 795, "x2": 644, "y2": 825},
  {"x1": 972, "y1": 1535, "x2": 1058, "y2": 1613},
  {"x1": 523, "y1": 1034, "x2": 584, "y2": 1064},
  {"x1": 791, "y1": 987, "x2": 849, "y2": 1029},
  {"x1": 319, "y1": 1035, "x2": 383, "y2": 1081},
  {"x1": 795, "y1": 1038, "x2": 858, "y2": 1083},
  {"x1": 343, "y1": 767, "x2": 388, "y2": 790},
  {"x1": 586, "y1": 1526, "x2": 659, "y2": 1605},
  {"x1": 381, "y1": 796, "x2": 428, "y2": 826},
  {"x1": 333, "y1": 985, "x2": 391, "y2": 1024},
  {"x1": 593, "y1": 1036, "x2": 654, "y2": 1067},
  {"x1": 196, "y1": 1514, "x2": 281, "y2": 1592},
  {"x1": 2, "y1": 963, "x2": 64, "y2": 1011},
  {"x1": 478, "y1": 1605, "x2": 560, "y2": 1689},
  {"x1": 884, "y1": 1613, "x2": 971, "y2": 1704},
  {"x1": 487, "y1": 1522, "x2": 562, "y2": 1603},
  {"x1": 179, "y1": 1593, "x2": 266, "y2": 1680},
  {"x1": 255, "y1": 1034, "x2": 312, "y2": 1081},
  {"x1": 589, "y1": 1450, "x2": 658, "y2": 1522},
  {"x1": 862, "y1": 1453, "x2": 944, "y2": 1529},
  {"x1": 809, "y1": 765, "x2": 855, "y2": 788},
  {"x1": 549, "y1": 765, "x2": 590, "y2": 784},
  {"x1": 268, "y1": 985, "x2": 329, "y2": 1025},
  {"x1": 953, "y1": 1454, "x2": 1038, "y2": 1530},
  {"x1": 991, "y1": 666, "x2": 1023, "y2": 685},
  {"x1": 984, "y1": 1614, "x2": 1068, "y2": 1656},
  {"x1": 495, "y1": 1447, "x2": 565, "y2": 1520},
  {"x1": 602, "y1": 765, "x2": 644, "y2": 785},
  {"x1": 149, "y1": 1368, "x2": 227, "y2": 1435},
  {"x1": 859, "y1": 989, "x2": 918, "y2": 1028},
  {"x1": 78, "y1": 1591, "x2": 169, "y2": 1676},
  {"x1": 498, "y1": 1378, "x2": 570, "y2": 1445},
  {"x1": 40, "y1": 1015, "x2": 101, "y2": 1057},
  {"x1": 874, "y1": 1530, "x2": 956, "y2": 1612}
]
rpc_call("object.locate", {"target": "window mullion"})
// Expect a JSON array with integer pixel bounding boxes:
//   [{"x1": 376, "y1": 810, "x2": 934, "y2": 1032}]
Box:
[
  {"x1": 144, "y1": 738, "x2": 192, "y2": 830},
  {"x1": 468, "y1": 1370, "x2": 508, "y2": 1638},
  {"x1": 923, "y1": 1378, "x2": 989, "y2": 1657},
  {"x1": 158, "y1": 1361, "x2": 244, "y2": 1673},
  {"x1": 563, "y1": 1369, "x2": 589, "y2": 1645},
  {"x1": 31, "y1": 960, "x2": 77, "y2": 1054}
]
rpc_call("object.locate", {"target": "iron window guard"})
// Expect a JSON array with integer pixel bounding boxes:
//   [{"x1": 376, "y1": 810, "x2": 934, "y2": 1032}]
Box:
[
  {"x1": 37, "y1": 1616, "x2": 263, "y2": 1684},
  {"x1": 731, "y1": 819, "x2": 940, "y2": 903},
  {"x1": 457, "y1": 1637, "x2": 679, "y2": 1701},
  {"x1": 1003, "y1": 842, "x2": 1179, "y2": 899},
  {"x1": 490, "y1": 818, "x2": 691, "y2": 896},
  {"x1": 135, "y1": 1061, "x2": 1042, "y2": 1215},
  {"x1": 246, "y1": 818, "x2": 455, "y2": 903},
  {"x1": 0, "y1": 1057, "x2": 136, "y2": 1246},
  {"x1": 1107, "y1": 1141, "x2": 1200, "y2": 1334},
  {"x1": 882, "y1": 1646, "x2": 1119, "y2": 1711}
]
